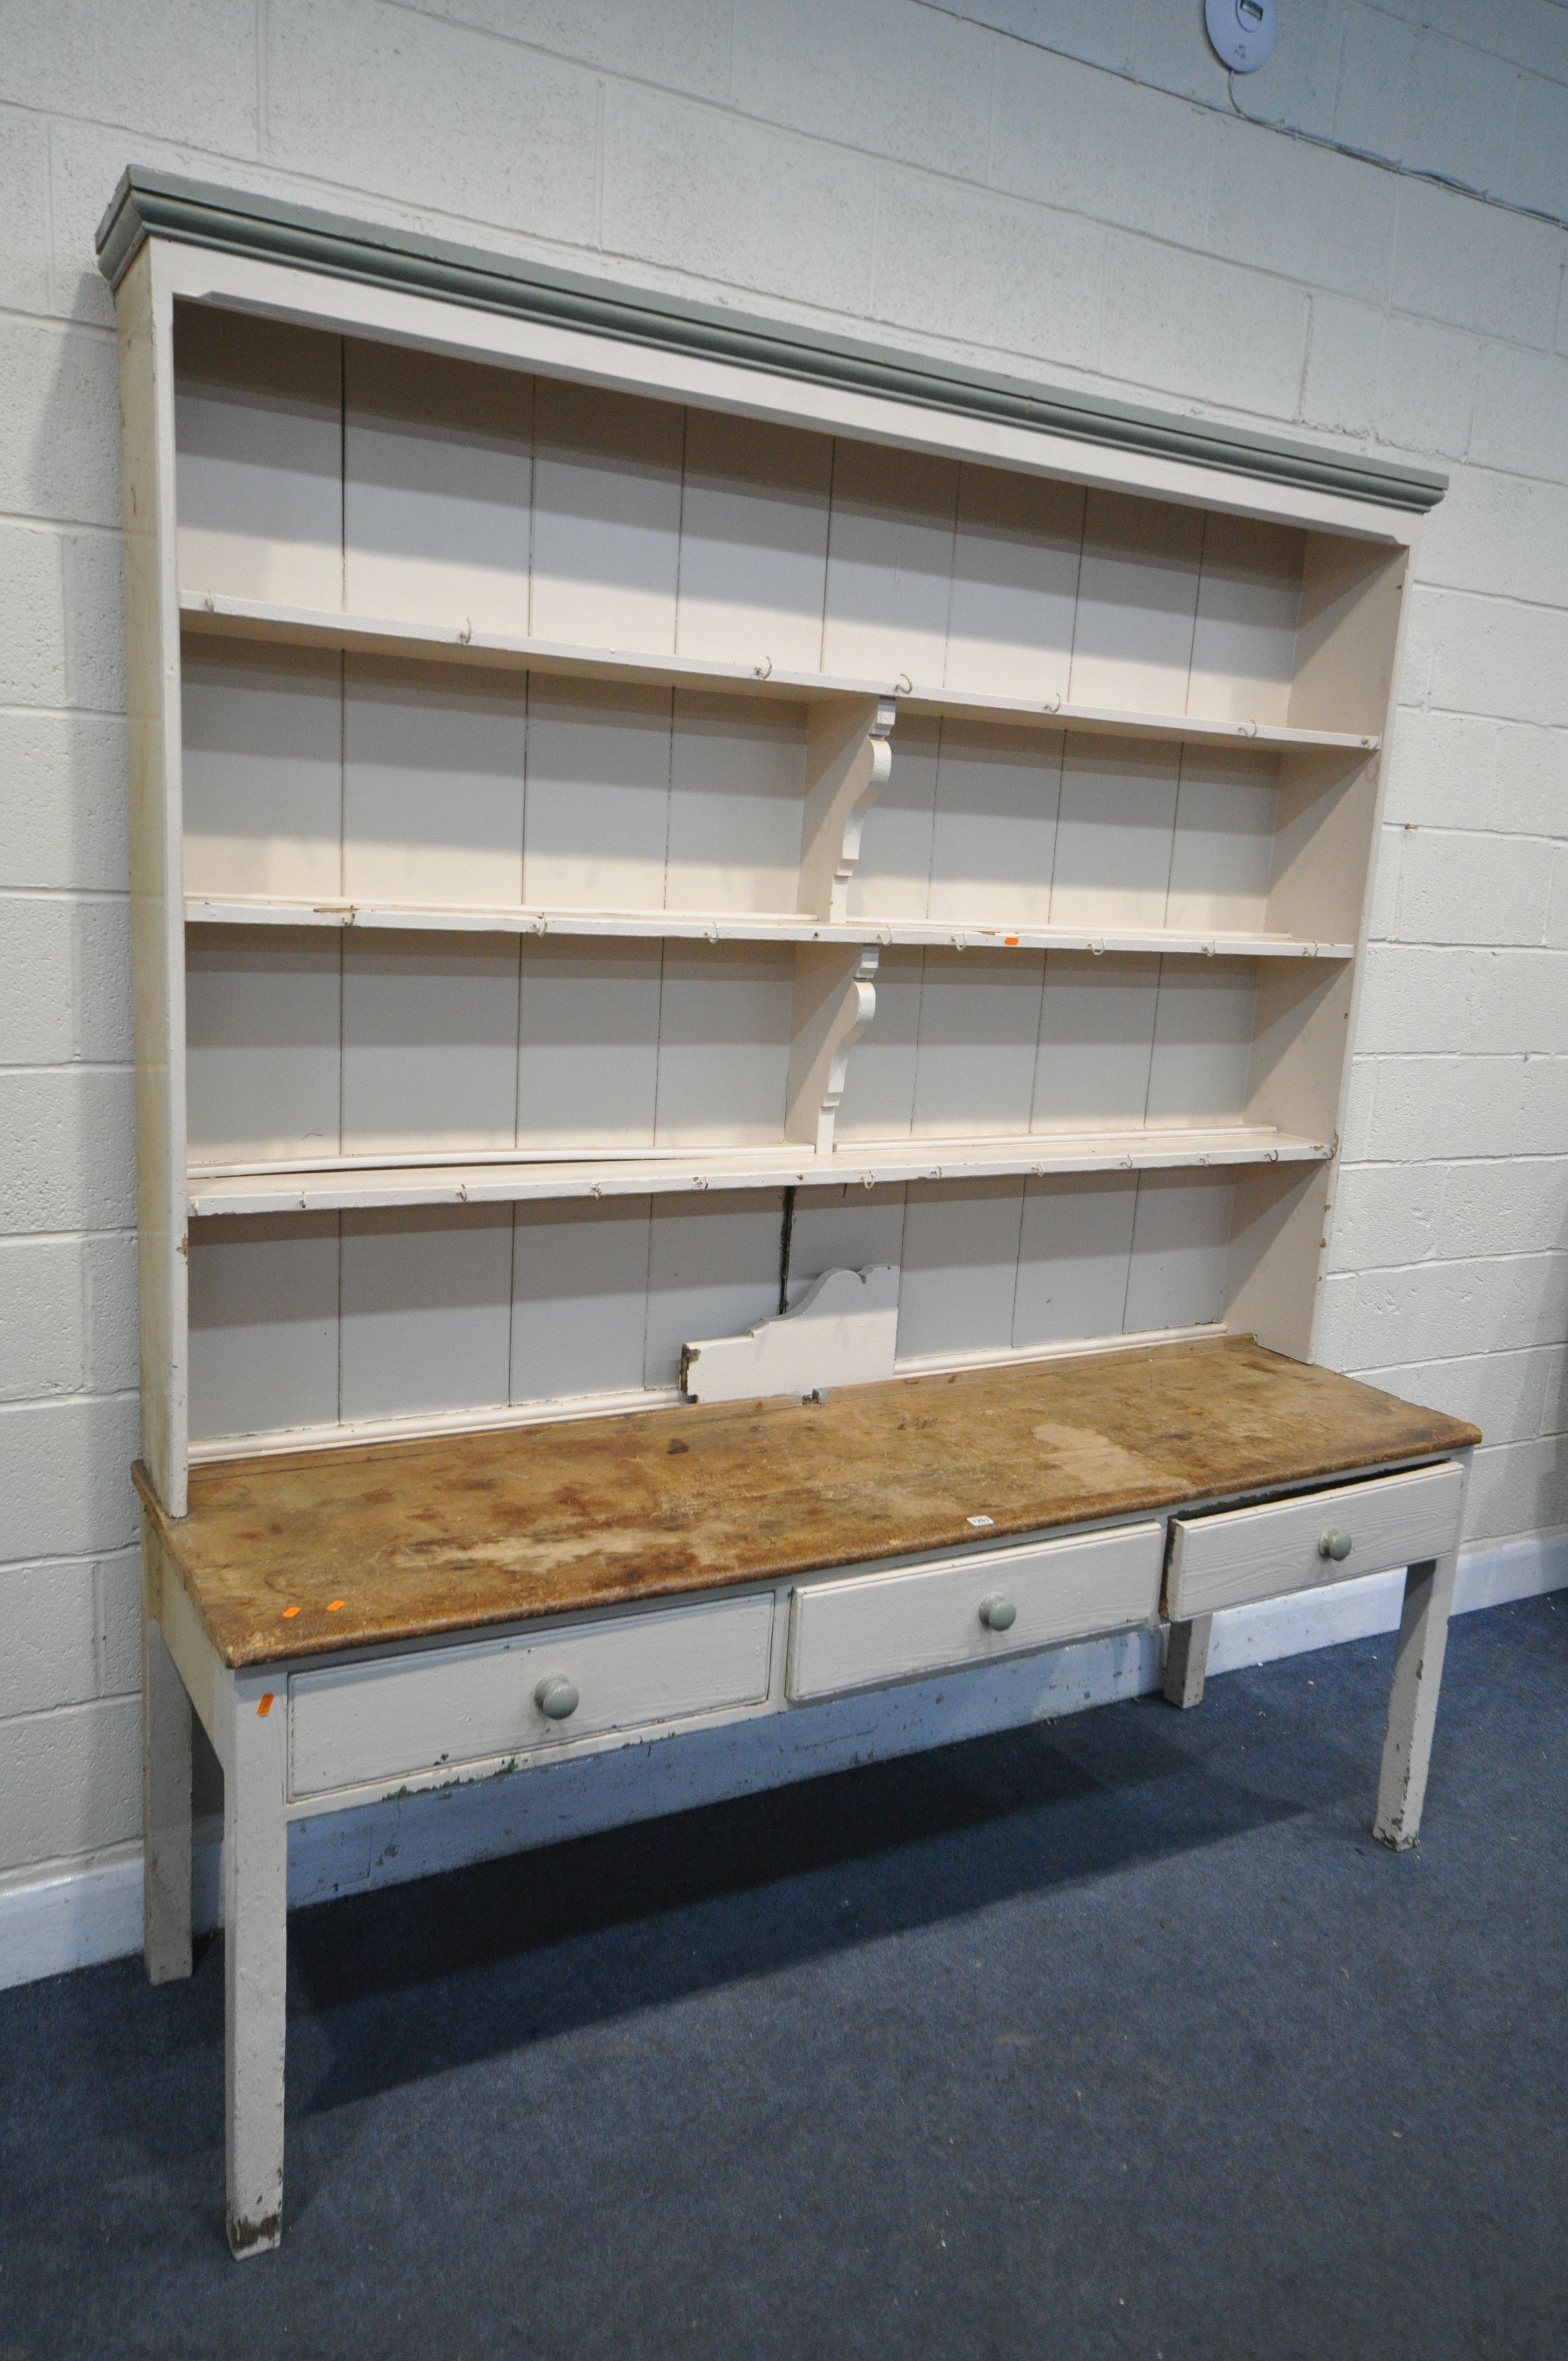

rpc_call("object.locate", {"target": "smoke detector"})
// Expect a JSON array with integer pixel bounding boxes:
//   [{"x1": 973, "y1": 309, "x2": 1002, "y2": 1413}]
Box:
[{"x1": 1206, "y1": 0, "x2": 1277, "y2": 72}]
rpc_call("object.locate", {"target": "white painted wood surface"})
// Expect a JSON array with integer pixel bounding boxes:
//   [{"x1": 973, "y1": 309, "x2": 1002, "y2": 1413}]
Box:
[
  {"x1": 119, "y1": 247, "x2": 190, "y2": 1513},
  {"x1": 786, "y1": 945, "x2": 880, "y2": 1154},
  {"x1": 288, "y1": 1593, "x2": 777, "y2": 1798},
  {"x1": 798, "y1": 696, "x2": 896, "y2": 921},
  {"x1": 1068, "y1": 491, "x2": 1202, "y2": 711},
  {"x1": 1167, "y1": 1462, "x2": 1466, "y2": 1619},
  {"x1": 184, "y1": 897, "x2": 1353, "y2": 961},
  {"x1": 682, "y1": 1264, "x2": 899, "y2": 1403},
  {"x1": 141, "y1": 1537, "x2": 193, "y2": 1987},
  {"x1": 1373, "y1": 1446, "x2": 1472, "y2": 1849},
  {"x1": 218, "y1": 1664, "x2": 289, "y2": 2257},
  {"x1": 1161, "y1": 1611, "x2": 1214, "y2": 1709},
  {"x1": 184, "y1": 1168, "x2": 1253, "y2": 1456},
  {"x1": 158, "y1": 240, "x2": 1419, "y2": 548},
  {"x1": 529, "y1": 377, "x2": 683, "y2": 651},
  {"x1": 344, "y1": 341, "x2": 532, "y2": 634},
  {"x1": 676, "y1": 409, "x2": 832, "y2": 672},
  {"x1": 173, "y1": 307, "x2": 342, "y2": 610},
  {"x1": 182, "y1": 595, "x2": 1378, "y2": 753},
  {"x1": 787, "y1": 1524, "x2": 1164, "y2": 1701},
  {"x1": 185, "y1": 1128, "x2": 1325, "y2": 1215}
]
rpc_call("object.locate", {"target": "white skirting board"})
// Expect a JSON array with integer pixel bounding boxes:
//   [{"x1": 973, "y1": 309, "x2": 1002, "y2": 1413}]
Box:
[{"x1": 3, "y1": 1527, "x2": 1564, "y2": 1994}]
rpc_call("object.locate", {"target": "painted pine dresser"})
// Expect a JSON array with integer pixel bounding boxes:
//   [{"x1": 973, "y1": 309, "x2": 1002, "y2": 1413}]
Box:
[{"x1": 99, "y1": 169, "x2": 1476, "y2": 2256}]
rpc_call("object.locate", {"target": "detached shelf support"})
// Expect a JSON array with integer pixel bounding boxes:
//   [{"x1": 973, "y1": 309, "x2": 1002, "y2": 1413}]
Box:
[
  {"x1": 798, "y1": 694, "x2": 896, "y2": 923},
  {"x1": 786, "y1": 943, "x2": 880, "y2": 1155},
  {"x1": 683, "y1": 1264, "x2": 900, "y2": 1403}
]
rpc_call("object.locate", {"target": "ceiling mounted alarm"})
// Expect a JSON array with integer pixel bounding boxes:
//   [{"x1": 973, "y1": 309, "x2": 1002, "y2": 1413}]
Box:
[{"x1": 1206, "y1": 0, "x2": 1277, "y2": 72}]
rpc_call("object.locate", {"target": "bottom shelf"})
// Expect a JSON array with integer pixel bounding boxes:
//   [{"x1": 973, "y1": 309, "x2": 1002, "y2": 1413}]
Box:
[
  {"x1": 187, "y1": 1320, "x2": 1225, "y2": 1464},
  {"x1": 187, "y1": 1125, "x2": 1330, "y2": 1216},
  {"x1": 182, "y1": 1152, "x2": 1324, "y2": 1468}
]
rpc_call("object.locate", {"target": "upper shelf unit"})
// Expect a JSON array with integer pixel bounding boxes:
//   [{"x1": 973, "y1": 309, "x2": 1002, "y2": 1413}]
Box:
[
  {"x1": 172, "y1": 307, "x2": 1401, "y2": 754},
  {"x1": 108, "y1": 177, "x2": 1433, "y2": 1498}
]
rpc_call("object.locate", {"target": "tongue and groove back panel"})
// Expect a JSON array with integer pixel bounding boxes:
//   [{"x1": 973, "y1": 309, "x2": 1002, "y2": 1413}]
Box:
[{"x1": 161, "y1": 299, "x2": 1402, "y2": 1464}]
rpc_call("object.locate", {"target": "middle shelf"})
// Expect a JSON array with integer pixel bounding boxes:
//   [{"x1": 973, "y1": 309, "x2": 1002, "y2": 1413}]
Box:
[
  {"x1": 180, "y1": 636, "x2": 1375, "y2": 958},
  {"x1": 183, "y1": 919, "x2": 1342, "y2": 1215}
]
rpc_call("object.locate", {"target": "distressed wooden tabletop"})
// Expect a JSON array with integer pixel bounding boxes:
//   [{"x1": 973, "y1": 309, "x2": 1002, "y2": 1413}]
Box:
[{"x1": 137, "y1": 1336, "x2": 1479, "y2": 1668}]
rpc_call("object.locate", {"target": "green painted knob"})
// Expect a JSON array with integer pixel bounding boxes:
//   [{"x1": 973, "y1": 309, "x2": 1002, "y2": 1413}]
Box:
[
  {"x1": 979, "y1": 1594, "x2": 1017, "y2": 1632},
  {"x1": 535, "y1": 1673, "x2": 579, "y2": 1720},
  {"x1": 1318, "y1": 1530, "x2": 1353, "y2": 1563}
]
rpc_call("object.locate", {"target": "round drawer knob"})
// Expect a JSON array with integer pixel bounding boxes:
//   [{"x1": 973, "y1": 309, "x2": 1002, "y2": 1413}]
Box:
[
  {"x1": 979, "y1": 1594, "x2": 1017, "y2": 1632},
  {"x1": 534, "y1": 1673, "x2": 579, "y2": 1720},
  {"x1": 1318, "y1": 1530, "x2": 1353, "y2": 1563}
]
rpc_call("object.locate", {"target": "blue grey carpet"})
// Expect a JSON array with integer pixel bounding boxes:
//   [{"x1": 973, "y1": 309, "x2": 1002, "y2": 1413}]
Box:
[{"x1": 3, "y1": 1595, "x2": 1565, "y2": 2360}]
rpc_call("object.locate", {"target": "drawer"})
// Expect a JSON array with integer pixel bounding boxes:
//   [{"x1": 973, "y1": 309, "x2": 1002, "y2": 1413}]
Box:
[
  {"x1": 1167, "y1": 1461, "x2": 1464, "y2": 1621},
  {"x1": 786, "y1": 1524, "x2": 1163, "y2": 1704},
  {"x1": 288, "y1": 1592, "x2": 775, "y2": 1802}
]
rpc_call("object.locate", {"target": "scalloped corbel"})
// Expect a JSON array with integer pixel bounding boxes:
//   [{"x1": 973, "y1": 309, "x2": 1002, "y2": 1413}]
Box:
[
  {"x1": 786, "y1": 943, "x2": 880, "y2": 1156},
  {"x1": 797, "y1": 695, "x2": 896, "y2": 922}
]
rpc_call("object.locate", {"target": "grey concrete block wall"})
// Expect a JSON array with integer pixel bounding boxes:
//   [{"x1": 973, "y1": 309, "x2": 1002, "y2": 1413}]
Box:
[{"x1": 0, "y1": 0, "x2": 1564, "y2": 1894}]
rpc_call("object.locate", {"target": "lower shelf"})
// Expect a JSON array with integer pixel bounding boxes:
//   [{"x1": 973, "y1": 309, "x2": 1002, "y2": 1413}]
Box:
[{"x1": 187, "y1": 1125, "x2": 1332, "y2": 1215}]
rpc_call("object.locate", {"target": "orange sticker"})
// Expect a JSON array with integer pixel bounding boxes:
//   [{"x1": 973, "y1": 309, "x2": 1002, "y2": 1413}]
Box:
[
  {"x1": 281, "y1": 1606, "x2": 300, "y2": 1619},
  {"x1": 257, "y1": 1693, "x2": 275, "y2": 1717},
  {"x1": 326, "y1": 1600, "x2": 345, "y2": 1612},
  {"x1": 1005, "y1": 935, "x2": 1020, "y2": 947}
]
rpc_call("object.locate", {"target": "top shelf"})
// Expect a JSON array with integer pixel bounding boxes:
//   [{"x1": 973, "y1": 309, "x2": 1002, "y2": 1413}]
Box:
[{"x1": 178, "y1": 596, "x2": 1381, "y2": 757}]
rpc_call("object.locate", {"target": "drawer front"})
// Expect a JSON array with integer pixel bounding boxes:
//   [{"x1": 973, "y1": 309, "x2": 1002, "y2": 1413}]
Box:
[
  {"x1": 786, "y1": 1524, "x2": 1164, "y2": 1705},
  {"x1": 288, "y1": 1592, "x2": 775, "y2": 1801},
  {"x1": 1167, "y1": 1461, "x2": 1464, "y2": 1620}
]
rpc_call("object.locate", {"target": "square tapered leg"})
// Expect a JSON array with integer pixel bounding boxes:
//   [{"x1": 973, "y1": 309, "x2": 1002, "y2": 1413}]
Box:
[
  {"x1": 142, "y1": 1517, "x2": 193, "y2": 1986},
  {"x1": 1374, "y1": 1549, "x2": 1458, "y2": 1851},
  {"x1": 1163, "y1": 1613, "x2": 1213, "y2": 1709},
  {"x1": 221, "y1": 1671, "x2": 289, "y2": 2257}
]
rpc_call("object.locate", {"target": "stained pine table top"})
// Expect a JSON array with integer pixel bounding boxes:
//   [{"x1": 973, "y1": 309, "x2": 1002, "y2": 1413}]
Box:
[{"x1": 136, "y1": 1335, "x2": 1478, "y2": 1668}]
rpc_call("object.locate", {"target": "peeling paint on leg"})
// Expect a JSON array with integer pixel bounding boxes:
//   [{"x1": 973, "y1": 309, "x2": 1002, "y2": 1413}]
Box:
[{"x1": 227, "y1": 2207, "x2": 282, "y2": 2258}]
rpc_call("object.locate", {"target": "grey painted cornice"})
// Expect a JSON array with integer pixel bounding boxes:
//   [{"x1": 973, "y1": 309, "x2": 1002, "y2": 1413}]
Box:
[{"x1": 96, "y1": 167, "x2": 1445, "y2": 514}]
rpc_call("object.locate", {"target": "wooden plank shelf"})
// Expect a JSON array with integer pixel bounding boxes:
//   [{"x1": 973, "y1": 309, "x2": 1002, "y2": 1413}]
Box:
[
  {"x1": 186, "y1": 1124, "x2": 1332, "y2": 1217},
  {"x1": 143, "y1": 1337, "x2": 1477, "y2": 1668},
  {"x1": 178, "y1": 594, "x2": 1381, "y2": 755},
  {"x1": 185, "y1": 893, "x2": 1356, "y2": 963}
]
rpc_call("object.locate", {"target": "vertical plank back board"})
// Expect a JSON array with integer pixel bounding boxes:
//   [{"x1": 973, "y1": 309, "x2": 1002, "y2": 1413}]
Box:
[
  {"x1": 344, "y1": 341, "x2": 532, "y2": 634},
  {"x1": 174, "y1": 306, "x2": 342, "y2": 609},
  {"x1": 182, "y1": 644, "x2": 343, "y2": 902},
  {"x1": 676, "y1": 409, "x2": 832, "y2": 673},
  {"x1": 530, "y1": 377, "x2": 683, "y2": 652},
  {"x1": 1068, "y1": 489, "x2": 1202, "y2": 712},
  {"x1": 820, "y1": 440, "x2": 959, "y2": 684}
]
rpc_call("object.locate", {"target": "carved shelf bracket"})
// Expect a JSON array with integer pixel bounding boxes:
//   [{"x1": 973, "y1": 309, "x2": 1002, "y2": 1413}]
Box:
[
  {"x1": 785, "y1": 943, "x2": 880, "y2": 1156},
  {"x1": 797, "y1": 694, "x2": 897, "y2": 923}
]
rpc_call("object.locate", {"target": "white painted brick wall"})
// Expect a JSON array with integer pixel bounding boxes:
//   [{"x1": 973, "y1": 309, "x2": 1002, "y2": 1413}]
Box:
[{"x1": 0, "y1": 0, "x2": 1562, "y2": 1894}]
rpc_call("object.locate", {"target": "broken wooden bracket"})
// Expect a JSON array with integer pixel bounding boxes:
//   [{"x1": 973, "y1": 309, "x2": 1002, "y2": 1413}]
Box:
[
  {"x1": 797, "y1": 694, "x2": 897, "y2": 922},
  {"x1": 682, "y1": 1264, "x2": 900, "y2": 1404},
  {"x1": 785, "y1": 943, "x2": 879, "y2": 1155}
]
